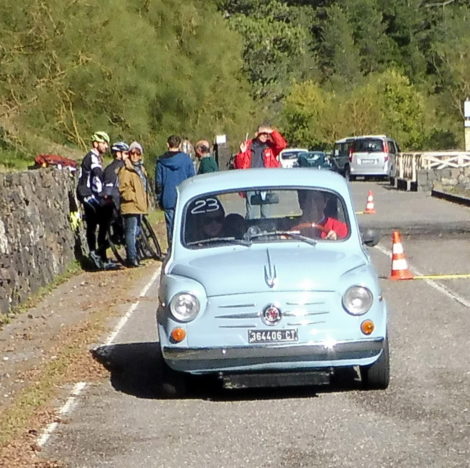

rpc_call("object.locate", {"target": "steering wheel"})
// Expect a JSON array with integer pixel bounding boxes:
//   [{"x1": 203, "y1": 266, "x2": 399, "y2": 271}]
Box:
[{"x1": 289, "y1": 222, "x2": 330, "y2": 234}]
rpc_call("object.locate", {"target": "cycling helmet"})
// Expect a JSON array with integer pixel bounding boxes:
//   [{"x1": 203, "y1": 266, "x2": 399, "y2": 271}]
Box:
[
  {"x1": 91, "y1": 131, "x2": 110, "y2": 144},
  {"x1": 111, "y1": 141, "x2": 130, "y2": 153}
]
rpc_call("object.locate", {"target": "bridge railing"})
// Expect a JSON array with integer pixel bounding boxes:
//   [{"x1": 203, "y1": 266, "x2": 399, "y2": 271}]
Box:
[{"x1": 391, "y1": 152, "x2": 470, "y2": 182}]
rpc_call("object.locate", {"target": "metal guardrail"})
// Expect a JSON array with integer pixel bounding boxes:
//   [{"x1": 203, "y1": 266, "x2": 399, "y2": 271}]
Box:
[{"x1": 391, "y1": 152, "x2": 470, "y2": 182}]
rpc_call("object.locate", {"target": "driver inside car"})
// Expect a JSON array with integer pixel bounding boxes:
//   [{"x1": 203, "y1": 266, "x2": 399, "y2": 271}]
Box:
[{"x1": 295, "y1": 190, "x2": 348, "y2": 240}]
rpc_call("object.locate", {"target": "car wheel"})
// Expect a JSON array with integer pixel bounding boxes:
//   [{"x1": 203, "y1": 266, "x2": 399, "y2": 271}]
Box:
[
  {"x1": 343, "y1": 165, "x2": 351, "y2": 180},
  {"x1": 160, "y1": 362, "x2": 188, "y2": 398},
  {"x1": 360, "y1": 336, "x2": 390, "y2": 390}
]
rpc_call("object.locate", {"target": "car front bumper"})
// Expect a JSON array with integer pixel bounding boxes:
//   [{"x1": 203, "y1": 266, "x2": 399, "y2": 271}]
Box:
[{"x1": 162, "y1": 338, "x2": 384, "y2": 374}]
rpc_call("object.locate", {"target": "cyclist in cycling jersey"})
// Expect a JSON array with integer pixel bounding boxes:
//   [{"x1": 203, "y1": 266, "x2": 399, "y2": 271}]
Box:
[{"x1": 76, "y1": 131, "x2": 110, "y2": 269}]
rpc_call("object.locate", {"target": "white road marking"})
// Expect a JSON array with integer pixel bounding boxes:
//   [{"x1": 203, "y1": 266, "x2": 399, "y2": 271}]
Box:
[
  {"x1": 37, "y1": 266, "x2": 161, "y2": 448},
  {"x1": 376, "y1": 244, "x2": 470, "y2": 308},
  {"x1": 104, "y1": 267, "x2": 161, "y2": 346}
]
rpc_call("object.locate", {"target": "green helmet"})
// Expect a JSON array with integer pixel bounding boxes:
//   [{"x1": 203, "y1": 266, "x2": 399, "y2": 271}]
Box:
[{"x1": 91, "y1": 131, "x2": 110, "y2": 144}]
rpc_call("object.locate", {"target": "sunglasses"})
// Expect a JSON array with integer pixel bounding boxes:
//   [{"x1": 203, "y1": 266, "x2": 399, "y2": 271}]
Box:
[{"x1": 130, "y1": 151, "x2": 141, "y2": 156}]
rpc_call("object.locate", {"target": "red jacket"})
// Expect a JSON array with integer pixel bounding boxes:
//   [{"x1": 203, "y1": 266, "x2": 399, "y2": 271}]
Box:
[
  {"x1": 320, "y1": 217, "x2": 348, "y2": 239},
  {"x1": 234, "y1": 130, "x2": 287, "y2": 169}
]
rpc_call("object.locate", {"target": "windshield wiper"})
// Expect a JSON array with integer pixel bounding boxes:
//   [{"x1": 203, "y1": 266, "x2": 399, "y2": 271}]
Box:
[
  {"x1": 247, "y1": 230, "x2": 317, "y2": 246},
  {"x1": 186, "y1": 236, "x2": 252, "y2": 247}
]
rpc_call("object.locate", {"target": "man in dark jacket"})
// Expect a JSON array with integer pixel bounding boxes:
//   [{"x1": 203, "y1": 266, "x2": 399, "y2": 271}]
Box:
[{"x1": 155, "y1": 135, "x2": 195, "y2": 246}]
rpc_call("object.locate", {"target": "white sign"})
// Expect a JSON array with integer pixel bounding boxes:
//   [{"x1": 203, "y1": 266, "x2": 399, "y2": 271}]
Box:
[
  {"x1": 215, "y1": 134, "x2": 226, "y2": 145},
  {"x1": 464, "y1": 98, "x2": 470, "y2": 118}
]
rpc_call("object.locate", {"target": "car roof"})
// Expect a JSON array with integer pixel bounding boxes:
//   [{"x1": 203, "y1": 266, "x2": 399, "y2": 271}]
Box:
[
  {"x1": 280, "y1": 148, "x2": 308, "y2": 153},
  {"x1": 177, "y1": 168, "x2": 349, "y2": 202}
]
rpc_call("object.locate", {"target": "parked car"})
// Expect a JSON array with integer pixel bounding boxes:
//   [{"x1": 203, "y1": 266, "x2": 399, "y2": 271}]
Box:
[
  {"x1": 349, "y1": 135, "x2": 400, "y2": 181},
  {"x1": 331, "y1": 137, "x2": 356, "y2": 179},
  {"x1": 156, "y1": 168, "x2": 389, "y2": 395},
  {"x1": 278, "y1": 148, "x2": 309, "y2": 168},
  {"x1": 297, "y1": 151, "x2": 335, "y2": 171}
]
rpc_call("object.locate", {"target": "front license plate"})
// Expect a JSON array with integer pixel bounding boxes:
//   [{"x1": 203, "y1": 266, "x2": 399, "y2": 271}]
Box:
[{"x1": 248, "y1": 329, "x2": 298, "y2": 344}]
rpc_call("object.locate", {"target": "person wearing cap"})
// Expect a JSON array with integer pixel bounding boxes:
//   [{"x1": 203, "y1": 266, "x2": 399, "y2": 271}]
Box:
[
  {"x1": 76, "y1": 131, "x2": 110, "y2": 269},
  {"x1": 195, "y1": 140, "x2": 218, "y2": 174},
  {"x1": 155, "y1": 134, "x2": 195, "y2": 246},
  {"x1": 118, "y1": 141, "x2": 149, "y2": 267}
]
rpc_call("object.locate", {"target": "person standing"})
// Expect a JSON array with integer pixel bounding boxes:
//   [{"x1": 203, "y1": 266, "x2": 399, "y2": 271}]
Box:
[
  {"x1": 118, "y1": 141, "x2": 149, "y2": 267},
  {"x1": 155, "y1": 135, "x2": 195, "y2": 246},
  {"x1": 233, "y1": 124, "x2": 287, "y2": 218},
  {"x1": 195, "y1": 140, "x2": 218, "y2": 174},
  {"x1": 76, "y1": 131, "x2": 110, "y2": 268}
]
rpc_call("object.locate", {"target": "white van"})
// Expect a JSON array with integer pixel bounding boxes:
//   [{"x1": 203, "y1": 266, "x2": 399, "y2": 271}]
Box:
[
  {"x1": 349, "y1": 135, "x2": 399, "y2": 180},
  {"x1": 278, "y1": 148, "x2": 309, "y2": 168}
]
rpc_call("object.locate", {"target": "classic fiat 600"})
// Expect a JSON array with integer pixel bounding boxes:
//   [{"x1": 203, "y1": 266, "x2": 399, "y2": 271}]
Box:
[{"x1": 156, "y1": 168, "x2": 389, "y2": 393}]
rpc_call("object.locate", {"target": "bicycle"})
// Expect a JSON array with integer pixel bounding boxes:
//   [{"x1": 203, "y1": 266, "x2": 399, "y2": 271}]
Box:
[{"x1": 107, "y1": 215, "x2": 163, "y2": 265}]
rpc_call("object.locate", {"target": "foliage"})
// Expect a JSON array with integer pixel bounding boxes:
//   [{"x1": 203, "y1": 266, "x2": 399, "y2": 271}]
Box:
[
  {"x1": 0, "y1": 0, "x2": 255, "y2": 170},
  {"x1": 281, "y1": 69, "x2": 427, "y2": 150},
  {"x1": 221, "y1": 0, "x2": 469, "y2": 150}
]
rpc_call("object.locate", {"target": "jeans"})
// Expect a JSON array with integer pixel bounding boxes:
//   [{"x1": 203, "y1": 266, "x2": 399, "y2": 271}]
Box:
[
  {"x1": 123, "y1": 214, "x2": 141, "y2": 263},
  {"x1": 245, "y1": 191, "x2": 272, "y2": 219},
  {"x1": 164, "y1": 208, "x2": 175, "y2": 246}
]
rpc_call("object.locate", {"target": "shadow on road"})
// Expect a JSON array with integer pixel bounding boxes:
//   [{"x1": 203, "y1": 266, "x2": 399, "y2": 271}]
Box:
[{"x1": 91, "y1": 342, "x2": 364, "y2": 401}]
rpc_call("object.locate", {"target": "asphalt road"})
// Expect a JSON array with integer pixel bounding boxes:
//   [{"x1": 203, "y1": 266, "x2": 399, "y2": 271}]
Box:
[{"x1": 41, "y1": 180, "x2": 470, "y2": 467}]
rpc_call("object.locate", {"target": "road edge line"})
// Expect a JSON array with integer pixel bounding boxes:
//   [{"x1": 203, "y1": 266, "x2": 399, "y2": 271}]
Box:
[
  {"x1": 36, "y1": 266, "x2": 162, "y2": 449},
  {"x1": 375, "y1": 244, "x2": 470, "y2": 308}
]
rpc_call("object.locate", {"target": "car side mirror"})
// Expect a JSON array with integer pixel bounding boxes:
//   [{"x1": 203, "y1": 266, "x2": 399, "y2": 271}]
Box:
[{"x1": 361, "y1": 228, "x2": 380, "y2": 247}]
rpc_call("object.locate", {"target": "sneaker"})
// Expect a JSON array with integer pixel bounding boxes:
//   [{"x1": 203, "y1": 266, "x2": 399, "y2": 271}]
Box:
[
  {"x1": 102, "y1": 260, "x2": 120, "y2": 270},
  {"x1": 126, "y1": 258, "x2": 140, "y2": 268},
  {"x1": 89, "y1": 250, "x2": 104, "y2": 269}
]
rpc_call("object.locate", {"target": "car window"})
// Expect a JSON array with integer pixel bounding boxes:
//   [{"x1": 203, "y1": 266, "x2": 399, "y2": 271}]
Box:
[
  {"x1": 353, "y1": 138, "x2": 384, "y2": 153},
  {"x1": 183, "y1": 188, "x2": 350, "y2": 247},
  {"x1": 281, "y1": 151, "x2": 307, "y2": 160},
  {"x1": 388, "y1": 140, "x2": 397, "y2": 153}
]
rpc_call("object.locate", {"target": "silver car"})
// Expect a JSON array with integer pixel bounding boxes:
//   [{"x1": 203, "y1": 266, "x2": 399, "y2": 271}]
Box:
[{"x1": 349, "y1": 135, "x2": 399, "y2": 180}]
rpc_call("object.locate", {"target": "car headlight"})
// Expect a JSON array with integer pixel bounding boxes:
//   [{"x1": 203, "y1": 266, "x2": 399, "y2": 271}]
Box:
[
  {"x1": 169, "y1": 293, "x2": 200, "y2": 322},
  {"x1": 342, "y1": 286, "x2": 373, "y2": 315}
]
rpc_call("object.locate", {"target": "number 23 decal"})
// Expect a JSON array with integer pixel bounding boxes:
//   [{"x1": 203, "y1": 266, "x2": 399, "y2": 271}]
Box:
[{"x1": 190, "y1": 198, "x2": 221, "y2": 215}]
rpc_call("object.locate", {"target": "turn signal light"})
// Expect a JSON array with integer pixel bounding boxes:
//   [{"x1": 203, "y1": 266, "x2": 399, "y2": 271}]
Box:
[
  {"x1": 360, "y1": 320, "x2": 375, "y2": 335},
  {"x1": 170, "y1": 328, "x2": 186, "y2": 342}
]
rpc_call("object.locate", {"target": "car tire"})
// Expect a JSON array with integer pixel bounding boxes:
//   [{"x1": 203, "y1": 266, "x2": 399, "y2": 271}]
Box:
[
  {"x1": 160, "y1": 362, "x2": 188, "y2": 398},
  {"x1": 343, "y1": 165, "x2": 351, "y2": 181},
  {"x1": 360, "y1": 336, "x2": 390, "y2": 390}
]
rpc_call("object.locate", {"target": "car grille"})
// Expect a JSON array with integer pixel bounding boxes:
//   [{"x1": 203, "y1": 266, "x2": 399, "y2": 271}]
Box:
[{"x1": 211, "y1": 292, "x2": 334, "y2": 329}]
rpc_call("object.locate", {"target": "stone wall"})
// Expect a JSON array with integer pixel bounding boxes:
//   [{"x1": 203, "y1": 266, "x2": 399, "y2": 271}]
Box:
[
  {"x1": 416, "y1": 167, "x2": 470, "y2": 192},
  {"x1": 0, "y1": 168, "x2": 84, "y2": 315}
]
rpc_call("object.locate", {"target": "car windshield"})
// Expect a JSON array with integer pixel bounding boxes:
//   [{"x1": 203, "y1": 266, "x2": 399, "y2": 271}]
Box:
[
  {"x1": 183, "y1": 188, "x2": 350, "y2": 248},
  {"x1": 353, "y1": 138, "x2": 384, "y2": 153}
]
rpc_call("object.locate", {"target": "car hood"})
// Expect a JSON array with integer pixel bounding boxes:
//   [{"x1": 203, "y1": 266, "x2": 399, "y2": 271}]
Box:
[{"x1": 170, "y1": 247, "x2": 367, "y2": 296}]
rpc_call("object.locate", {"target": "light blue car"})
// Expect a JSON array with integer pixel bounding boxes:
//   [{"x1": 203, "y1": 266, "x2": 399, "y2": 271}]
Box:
[{"x1": 157, "y1": 168, "x2": 389, "y2": 394}]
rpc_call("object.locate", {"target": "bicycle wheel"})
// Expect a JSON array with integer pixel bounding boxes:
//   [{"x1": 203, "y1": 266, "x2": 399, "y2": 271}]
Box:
[
  {"x1": 140, "y1": 216, "x2": 163, "y2": 260},
  {"x1": 107, "y1": 220, "x2": 127, "y2": 265}
]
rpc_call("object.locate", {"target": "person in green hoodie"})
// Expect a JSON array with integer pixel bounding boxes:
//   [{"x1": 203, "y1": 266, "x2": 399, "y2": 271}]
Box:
[{"x1": 195, "y1": 140, "x2": 218, "y2": 174}]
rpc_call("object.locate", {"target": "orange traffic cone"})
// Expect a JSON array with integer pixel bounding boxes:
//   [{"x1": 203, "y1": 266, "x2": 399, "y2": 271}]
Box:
[
  {"x1": 364, "y1": 190, "x2": 376, "y2": 214},
  {"x1": 390, "y1": 231, "x2": 414, "y2": 280}
]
